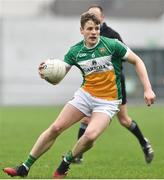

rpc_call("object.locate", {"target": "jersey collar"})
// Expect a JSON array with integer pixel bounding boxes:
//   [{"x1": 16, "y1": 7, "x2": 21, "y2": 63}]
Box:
[{"x1": 83, "y1": 37, "x2": 100, "y2": 50}]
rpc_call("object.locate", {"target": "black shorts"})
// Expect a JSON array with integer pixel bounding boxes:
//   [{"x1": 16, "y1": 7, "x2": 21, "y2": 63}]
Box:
[{"x1": 120, "y1": 73, "x2": 127, "y2": 105}]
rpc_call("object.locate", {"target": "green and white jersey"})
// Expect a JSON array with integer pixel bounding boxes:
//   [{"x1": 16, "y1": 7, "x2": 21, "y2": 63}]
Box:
[{"x1": 64, "y1": 36, "x2": 129, "y2": 100}]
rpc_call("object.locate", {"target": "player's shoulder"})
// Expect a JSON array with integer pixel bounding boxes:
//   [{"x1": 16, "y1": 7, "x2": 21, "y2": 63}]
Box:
[
  {"x1": 69, "y1": 40, "x2": 83, "y2": 52},
  {"x1": 107, "y1": 26, "x2": 119, "y2": 35},
  {"x1": 100, "y1": 36, "x2": 117, "y2": 45},
  {"x1": 102, "y1": 23, "x2": 117, "y2": 33},
  {"x1": 100, "y1": 36, "x2": 127, "y2": 54},
  {"x1": 101, "y1": 23, "x2": 123, "y2": 42}
]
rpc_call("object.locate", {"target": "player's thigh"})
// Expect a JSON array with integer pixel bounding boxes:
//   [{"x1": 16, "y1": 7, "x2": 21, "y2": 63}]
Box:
[
  {"x1": 52, "y1": 103, "x2": 85, "y2": 131},
  {"x1": 84, "y1": 112, "x2": 110, "y2": 140}
]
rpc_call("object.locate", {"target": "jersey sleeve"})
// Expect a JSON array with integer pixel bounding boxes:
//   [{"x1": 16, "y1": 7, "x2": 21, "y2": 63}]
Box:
[
  {"x1": 64, "y1": 48, "x2": 75, "y2": 67},
  {"x1": 114, "y1": 39, "x2": 129, "y2": 59}
]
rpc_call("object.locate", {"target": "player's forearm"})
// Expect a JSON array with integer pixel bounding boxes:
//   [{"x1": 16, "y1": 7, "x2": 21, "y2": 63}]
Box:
[
  {"x1": 134, "y1": 58, "x2": 152, "y2": 91},
  {"x1": 127, "y1": 50, "x2": 152, "y2": 91}
]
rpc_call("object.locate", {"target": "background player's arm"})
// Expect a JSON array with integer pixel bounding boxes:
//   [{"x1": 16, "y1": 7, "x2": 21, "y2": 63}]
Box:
[{"x1": 126, "y1": 50, "x2": 156, "y2": 106}]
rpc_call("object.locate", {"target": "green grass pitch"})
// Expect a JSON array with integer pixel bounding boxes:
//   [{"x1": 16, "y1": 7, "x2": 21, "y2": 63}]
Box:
[{"x1": 0, "y1": 105, "x2": 164, "y2": 179}]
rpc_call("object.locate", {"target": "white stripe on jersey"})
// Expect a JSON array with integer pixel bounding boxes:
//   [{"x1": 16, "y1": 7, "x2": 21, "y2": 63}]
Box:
[
  {"x1": 78, "y1": 55, "x2": 113, "y2": 75},
  {"x1": 123, "y1": 48, "x2": 131, "y2": 60}
]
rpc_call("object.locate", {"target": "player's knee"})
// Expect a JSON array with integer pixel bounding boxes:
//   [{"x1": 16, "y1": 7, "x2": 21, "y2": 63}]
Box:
[
  {"x1": 49, "y1": 124, "x2": 62, "y2": 137},
  {"x1": 83, "y1": 131, "x2": 97, "y2": 143},
  {"x1": 118, "y1": 116, "x2": 132, "y2": 127}
]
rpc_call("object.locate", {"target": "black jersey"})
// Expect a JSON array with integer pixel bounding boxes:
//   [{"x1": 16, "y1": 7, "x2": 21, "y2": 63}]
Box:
[{"x1": 100, "y1": 23, "x2": 123, "y2": 43}]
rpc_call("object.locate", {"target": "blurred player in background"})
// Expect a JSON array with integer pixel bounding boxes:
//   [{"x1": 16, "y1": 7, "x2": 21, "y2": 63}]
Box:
[
  {"x1": 3, "y1": 12, "x2": 155, "y2": 179},
  {"x1": 73, "y1": 5, "x2": 154, "y2": 164}
]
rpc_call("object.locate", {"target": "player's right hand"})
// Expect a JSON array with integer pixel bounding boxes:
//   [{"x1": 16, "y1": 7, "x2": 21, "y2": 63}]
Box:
[
  {"x1": 38, "y1": 62, "x2": 46, "y2": 79},
  {"x1": 144, "y1": 89, "x2": 156, "y2": 106}
]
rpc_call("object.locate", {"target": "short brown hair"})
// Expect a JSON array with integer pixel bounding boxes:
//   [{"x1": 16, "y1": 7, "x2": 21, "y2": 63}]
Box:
[{"x1": 80, "y1": 12, "x2": 101, "y2": 28}]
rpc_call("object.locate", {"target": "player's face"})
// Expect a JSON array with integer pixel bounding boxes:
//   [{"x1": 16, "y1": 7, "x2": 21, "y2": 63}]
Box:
[
  {"x1": 88, "y1": 8, "x2": 104, "y2": 24},
  {"x1": 80, "y1": 20, "x2": 100, "y2": 47}
]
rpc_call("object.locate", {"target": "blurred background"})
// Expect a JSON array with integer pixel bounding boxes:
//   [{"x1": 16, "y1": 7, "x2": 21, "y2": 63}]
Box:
[{"x1": 0, "y1": 0, "x2": 164, "y2": 106}]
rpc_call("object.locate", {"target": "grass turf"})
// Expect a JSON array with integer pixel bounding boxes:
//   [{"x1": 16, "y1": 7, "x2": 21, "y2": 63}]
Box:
[{"x1": 0, "y1": 105, "x2": 164, "y2": 179}]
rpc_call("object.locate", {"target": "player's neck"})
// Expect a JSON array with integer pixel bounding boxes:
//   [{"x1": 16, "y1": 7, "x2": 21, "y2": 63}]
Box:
[{"x1": 84, "y1": 38, "x2": 100, "y2": 49}]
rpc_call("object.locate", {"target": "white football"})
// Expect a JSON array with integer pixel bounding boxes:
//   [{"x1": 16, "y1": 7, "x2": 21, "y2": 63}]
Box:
[{"x1": 41, "y1": 59, "x2": 66, "y2": 85}]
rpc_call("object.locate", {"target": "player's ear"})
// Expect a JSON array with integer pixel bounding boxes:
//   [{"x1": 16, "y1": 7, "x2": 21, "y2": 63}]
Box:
[{"x1": 80, "y1": 27, "x2": 84, "y2": 35}]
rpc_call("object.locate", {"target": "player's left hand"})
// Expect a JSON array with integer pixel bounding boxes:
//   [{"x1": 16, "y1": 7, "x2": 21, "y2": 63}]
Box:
[{"x1": 144, "y1": 89, "x2": 156, "y2": 106}]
